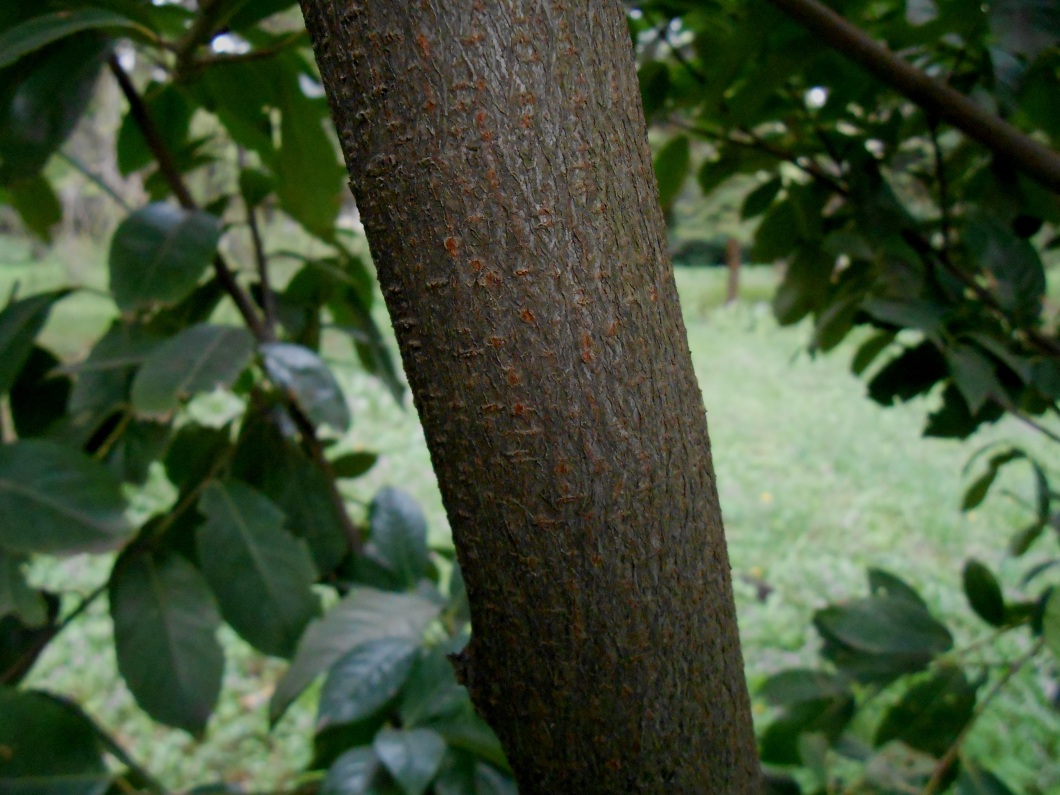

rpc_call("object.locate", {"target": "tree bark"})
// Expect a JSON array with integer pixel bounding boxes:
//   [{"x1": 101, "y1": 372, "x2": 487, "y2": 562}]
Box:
[{"x1": 298, "y1": 3, "x2": 760, "y2": 792}]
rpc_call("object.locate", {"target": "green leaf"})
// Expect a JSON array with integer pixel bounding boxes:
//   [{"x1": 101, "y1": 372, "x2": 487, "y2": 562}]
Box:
[
  {"x1": 653, "y1": 135, "x2": 691, "y2": 213},
  {"x1": 771, "y1": 246, "x2": 832, "y2": 325},
  {"x1": 964, "y1": 215, "x2": 1046, "y2": 322},
  {"x1": 474, "y1": 764, "x2": 517, "y2": 795},
  {"x1": 261, "y1": 342, "x2": 351, "y2": 432},
  {"x1": 67, "y1": 321, "x2": 161, "y2": 414},
  {"x1": 330, "y1": 287, "x2": 405, "y2": 405},
  {"x1": 637, "y1": 61, "x2": 670, "y2": 119},
  {"x1": 0, "y1": 688, "x2": 109, "y2": 795},
  {"x1": 962, "y1": 559, "x2": 1006, "y2": 627},
  {"x1": 0, "y1": 9, "x2": 143, "y2": 70},
  {"x1": 110, "y1": 548, "x2": 224, "y2": 735},
  {"x1": 816, "y1": 596, "x2": 952, "y2": 656},
  {"x1": 962, "y1": 449, "x2": 1023, "y2": 511},
  {"x1": 109, "y1": 203, "x2": 221, "y2": 311},
  {"x1": 0, "y1": 551, "x2": 46, "y2": 626},
  {"x1": 0, "y1": 440, "x2": 129, "y2": 556},
  {"x1": 867, "y1": 569, "x2": 928, "y2": 608},
  {"x1": 957, "y1": 763, "x2": 1017, "y2": 795},
  {"x1": 851, "y1": 331, "x2": 896, "y2": 376},
  {"x1": 752, "y1": 200, "x2": 801, "y2": 263},
  {"x1": 424, "y1": 712, "x2": 507, "y2": 770},
  {"x1": 106, "y1": 419, "x2": 171, "y2": 486},
  {"x1": 759, "y1": 695, "x2": 855, "y2": 765},
  {"x1": 374, "y1": 728, "x2": 447, "y2": 795},
  {"x1": 399, "y1": 647, "x2": 470, "y2": 727},
  {"x1": 239, "y1": 167, "x2": 275, "y2": 208},
  {"x1": 270, "y1": 587, "x2": 441, "y2": 724},
  {"x1": 10, "y1": 345, "x2": 70, "y2": 438},
  {"x1": 197, "y1": 480, "x2": 320, "y2": 658},
  {"x1": 368, "y1": 488, "x2": 430, "y2": 589},
  {"x1": 0, "y1": 289, "x2": 67, "y2": 395},
  {"x1": 867, "y1": 342, "x2": 947, "y2": 406},
  {"x1": 1043, "y1": 589, "x2": 1060, "y2": 663},
  {"x1": 116, "y1": 83, "x2": 194, "y2": 176},
  {"x1": 131, "y1": 324, "x2": 255, "y2": 416},
  {"x1": 317, "y1": 636, "x2": 419, "y2": 730},
  {"x1": 0, "y1": 32, "x2": 111, "y2": 183},
  {"x1": 275, "y1": 72, "x2": 344, "y2": 239},
  {"x1": 945, "y1": 345, "x2": 1003, "y2": 414},
  {"x1": 741, "y1": 177, "x2": 782, "y2": 220},
  {"x1": 331, "y1": 451, "x2": 378, "y2": 479},
  {"x1": 758, "y1": 669, "x2": 850, "y2": 707},
  {"x1": 164, "y1": 423, "x2": 232, "y2": 495},
  {"x1": 320, "y1": 747, "x2": 384, "y2": 795},
  {"x1": 874, "y1": 666, "x2": 977, "y2": 757},
  {"x1": 6, "y1": 172, "x2": 62, "y2": 241}
]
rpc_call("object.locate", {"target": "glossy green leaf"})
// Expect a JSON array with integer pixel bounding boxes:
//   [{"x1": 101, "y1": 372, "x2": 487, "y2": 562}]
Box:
[
  {"x1": 197, "y1": 480, "x2": 320, "y2": 658},
  {"x1": 0, "y1": 289, "x2": 67, "y2": 395},
  {"x1": 374, "y1": 728, "x2": 447, "y2": 795},
  {"x1": 109, "y1": 203, "x2": 221, "y2": 311},
  {"x1": 131, "y1": 324, "x2": 254, "y2": 416},
  {"x1": 874, "y1": 665, "x2": 977, "y2": 757},
  {"x1": 368, "y1": 488, "x2": 430, "y2": 589},
  {"x1": 962, "y1": 559, "x2": 1006, "y2": 627},
  {"x1": 270, "y1": 587, "x2": 441, "y2": 724},
  {"x1": 317, "y1": 636, "x2": 419, "y2": 730},
  {"x1": 0, "y1": 9, "x2": 143, "y2": 70},
  {"x1": 815, "y1": 596, "x2": 952, "y2": 656},
  {"x1": 0, "y1": 551, "x2": 46, "y2": 626},
  {"x1": 0, "y1": 33, "x2": 110, "y2": 183},
  {"x1": 6, "y1": 172, "x2": 61, "y2": 241},
  {"x1": 331, "y1": 451, "x2": 378, "y2": 479},
  {"x1": 110, "y1": 548, "x2": 224, "y2": 735},
  {"x1": 320, "y1": 746, "x2": 385, "y2": 795},
  {"x1": 0, "y1": 688, "x2": 109, "y2": 795},
  {"x1": 0, "y1": 440, "x2": 129, "y2": 556},
  {"x1": 653, "y1": 135, "x2": 690, "y2": 213},
  {"x1": 261, "y1": 342, "x2": 351, "y2": 432}
]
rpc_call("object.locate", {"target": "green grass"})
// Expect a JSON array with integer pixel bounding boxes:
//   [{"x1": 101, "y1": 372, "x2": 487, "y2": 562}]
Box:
[{"x1": 6, "y1": 238, "x2": 1058, "y2": 792}]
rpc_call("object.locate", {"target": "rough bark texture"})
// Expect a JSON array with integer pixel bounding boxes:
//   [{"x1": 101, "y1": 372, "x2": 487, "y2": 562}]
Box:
[{"x1": 299, "y1": 2, "x2": 760, "y2": 792}]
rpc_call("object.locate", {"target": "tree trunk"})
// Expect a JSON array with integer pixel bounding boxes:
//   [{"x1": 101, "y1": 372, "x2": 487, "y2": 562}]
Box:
[
  {"x1": 726, "y1": 238, "x2": 742, "y2": 305},
  {"x1": 298, "y1": 3, "x2": 761, "y2": 792}
]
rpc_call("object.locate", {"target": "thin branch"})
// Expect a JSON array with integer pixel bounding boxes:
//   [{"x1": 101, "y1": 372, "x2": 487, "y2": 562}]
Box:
[
  {"x1": 239, "y1": 150, "x2": 278, "y2": 339},
  {"x1": 764, "y1": 0, "x2": 1060, "y2": 194},
  {"x1": 180, "y1": 31, "x2": 308, "y2": 76},
  {"x1": 172, "y1": 0, "x2": 229, "y2": 80},
  {"x1": 927, "y1": 118, "x2": 953, "y2": 255},
  {"x1": 56, "y1": 150, "x2": 132, "y2": 212},
  {"x1": 921, "y1": 639, "x2": 1044, "y2": 795}
]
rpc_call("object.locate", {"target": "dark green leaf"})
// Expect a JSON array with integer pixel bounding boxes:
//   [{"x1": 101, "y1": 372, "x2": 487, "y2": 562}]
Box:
[
  {"x1": 946, "y1": 345, "x2": 1003, "y2": 414},
  {"x1": 317, "y1": 636, "x2": 419, "y2": 730},
  {"x1": 758, "y1": 669, "x2": 850, "y2": 708},
  {"x1": 0, "y1": 688, "x2": 109, "y2": 795},
  {"x1": 0, "y1": 289, "x2": 67, "y2": 395},
  {"x1": 874, "y1": 666, "x2": 977, "y2": 757},
  {"x1": 815, "y1": 596, "x2": 952, "y2": 657},
  {"x1": 868, "y1": 342, "x2": 947, "y2": 406},
  {"x1": 331, "y1": 288, "x2": 405, "y2": 405},
  {"x1": 270, "y1": 588, "x2": 441, "y2": 724},
  {"x1": 867, "y1": 569, "x2": 927, "y2": 608},
  {"x1": 0, "y1": 9, "x2": 142, "y2": 70},
  {"x1": 0, "y1": 33, "x2": 110, "y2": 183},
  {"x1": 10, "y1": 346, "x2": 70, "y2": 438},
  {"x1": 331, "y1": 452, "x2": 378, "y2": 479},
  {"x1": 197, "y1": 481, "x2": 320, "y2": 658},
  {"x1": 239, "y1": 167, "x2": 274, "y2": 208},
  {"x1": 109, "y1": 203, "x2": 221, "y2": 311},
  {"x1": 320, "y1": 747, "x2": 383, "y2": 795},
  {"x1": 653, "y1": 135, "x2": 691, "y2": 213},
  {"x1": 0, "y1": 551, "x2": 46, "y2": 626},
  {"x1": 989, "y1": 0, "x2": 1060, "y2": 58},
  {"x1": 637, "y1": 60, "x2": 670, "y2": 119},
  {"x1": 964, "y1": 215, "x2": 1046, "y2": 322},
  {"x1": 0, "y1": 594, "x2": 59, "y2": 686},
  {"x1": 106, "y1": 419, "x2": 171, "y2": 485},
  {"x1": 116, "y1": 83, "x2": 194, "y2": 176},
  {"x1": 374, "y1": 728, "x2": 447, "y2": 795},
  {"x1": 110, "y1": 548, "x2": 224, "y2": 735},
  {"x1": 225, "y1": 0, "x2": 301, "y2": 31},
  {"x1": 275, "y1": 72, "x2": 343, "y2": 239},
  {"x1": 0, "y1": 440, "x2": 129, "y2": 555},
  {"x1": 924, "y1": 383, "x2": 1004, "y2": 439},
  {"x1": 753, "y1": 201, "x2": 801, "y2": 264},
  {"x1": 851, "y1": 331, "x2": 897, "y2": 376},
  {"x1": 962, "y1": 559, "x2": 1006, "y2": 627},
  {"x1": 741, "y1": 177, "x2": 782, "y2": 220},
  {"x1": 1043, "y1": 589, "x2": 1060, "y2": 662},
  {"x1": 131, "y1": 324, "x2": 254, "y2": 416},
  {"x1": 67, "y1": 321, "x2": 160, "y2": 414},
  {"x1": 759, "y1": 695, "x2": 856, "y2": 765},
  {"x1": 6, "y1": 172, "x2": 62, "y2": 241},
  {"x1": 312, "y1": 716, "x2": 388, "y2": 772},
  {"x1": 399, "y1": 647, "x2": 470, "y2": 727},
  {"x1": 962, "y1": 449, "x2": 1023, "y2": 511},
  {"x1": 424, "y1": 712, "x2": 507, "y2": 771},
  {"x1": 771, "y1": 246, "x2": 832, "y2": 325},
  {"x1": 261, "y1": 342, "x2": 350, "y2": 432},
  {"x1": 368, "y1": 488, "x2": 430, "y2": 589},
  {"x1": 164, "y1": 423, "x2": 232, "y2": 495}
]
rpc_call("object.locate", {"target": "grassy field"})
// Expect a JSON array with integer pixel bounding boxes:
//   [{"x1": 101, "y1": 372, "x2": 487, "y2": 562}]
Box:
[{"x1": 3, "y1": 237, "x2": 1057, "y2": 792}]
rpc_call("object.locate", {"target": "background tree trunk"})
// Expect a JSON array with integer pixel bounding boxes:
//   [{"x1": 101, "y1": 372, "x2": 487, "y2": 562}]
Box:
[{"x1": 299, "y1": 2, "x2": 761, "y2": 792}]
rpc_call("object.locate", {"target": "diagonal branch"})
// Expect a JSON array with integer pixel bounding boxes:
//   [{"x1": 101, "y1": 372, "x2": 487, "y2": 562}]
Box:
[{"x1": 764, "y1": 0, "x2": 1060, "y2": 194}]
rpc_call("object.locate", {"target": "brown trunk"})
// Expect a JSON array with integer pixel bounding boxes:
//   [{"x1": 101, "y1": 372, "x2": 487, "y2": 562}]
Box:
[
  {"x1": 726, "y1": 238, "x2": 742, "y2": 305},
  {"x1": 298, "y1": 3, "x2": 760, "y2": 792}
]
